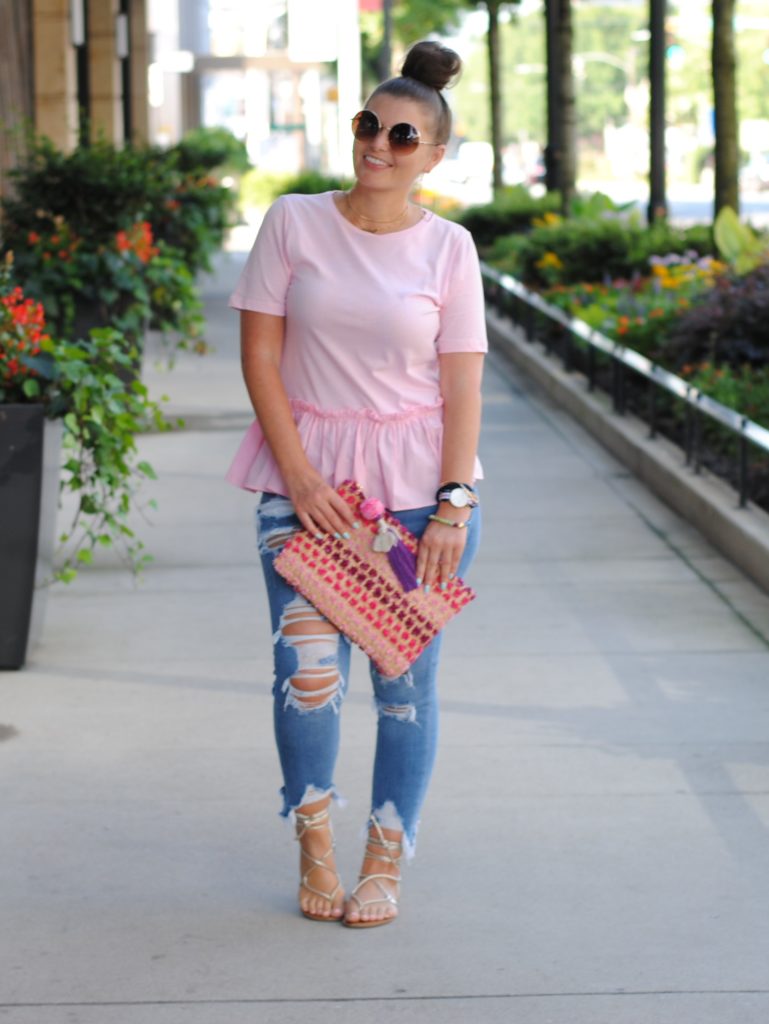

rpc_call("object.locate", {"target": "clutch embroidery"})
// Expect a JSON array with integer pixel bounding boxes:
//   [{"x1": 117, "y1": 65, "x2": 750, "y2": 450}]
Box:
[{"x1": 273, "y1": 480, "x2": 476, "y2": 676}]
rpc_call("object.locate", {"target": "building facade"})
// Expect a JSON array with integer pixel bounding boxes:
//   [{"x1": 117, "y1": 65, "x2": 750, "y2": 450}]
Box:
[
  {"x1": 0, "y1": 0, "x2": 150, "y2": 190},
  {"x1": 148, "y1": 0, "x2": 361, "y2": 175}
]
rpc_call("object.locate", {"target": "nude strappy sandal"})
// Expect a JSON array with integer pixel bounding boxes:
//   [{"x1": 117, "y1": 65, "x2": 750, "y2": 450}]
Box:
[
  {"x1": 343, "y1": 816, "x2": 402, "y2": 929},
  {"x1": 294, "y1": 807, "x2": 344, "y2": 922}
]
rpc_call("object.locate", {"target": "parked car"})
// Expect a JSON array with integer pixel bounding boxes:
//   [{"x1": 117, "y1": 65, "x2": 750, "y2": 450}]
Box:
[{"x1": 741, "y1": 152, "x2": 769, "y2": 191}]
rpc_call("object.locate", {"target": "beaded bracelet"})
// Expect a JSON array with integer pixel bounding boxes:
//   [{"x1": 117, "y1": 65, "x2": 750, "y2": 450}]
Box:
[{"x1": 428, "y1": 514, "x2": 468, "y2": 529}]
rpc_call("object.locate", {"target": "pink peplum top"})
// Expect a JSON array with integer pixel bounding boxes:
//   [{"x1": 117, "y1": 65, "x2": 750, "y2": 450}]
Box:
[{"x1": 226, "y1": 190, "x2": 488, "y2": 510}]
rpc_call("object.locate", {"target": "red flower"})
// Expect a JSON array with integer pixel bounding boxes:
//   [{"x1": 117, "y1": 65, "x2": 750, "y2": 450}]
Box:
[{"x1": 1, "y1": 273, "x2": 51, "y2": 396}]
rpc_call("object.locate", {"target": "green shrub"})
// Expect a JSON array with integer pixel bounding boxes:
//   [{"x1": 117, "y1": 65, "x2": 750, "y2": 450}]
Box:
[
  {"x1": 1, "y1": 137, "x2": 234, "y2": 278},
  {"x1": 665, "y1": 263, "x2": 769, "y2": 371},
  {"x1": 7, "y1": 217, "x2": 203, "y2": 358},
  {"x1": 685, "y1": 362, "x2": 769, "y2": 429},
  {"x1": 239, "y1": 168, "x2": 353, "y2": 211},
  {"x1": 454, "y1": 186, "x2": 561, "y2": 250},
  {"x1": 2, "y1": 138, "x2": 160, "y2": 246},
  {"x1": 149, "y1": 167, "x2": 236, "y2": 275},
  {"x1": 275, "y1": 169, "x2": 354, "y2": 195},
  {"x1": 1, "y1": 260, "x2": 169, "y2": 580},
  {"x1": 542, "y1": 254, "x2": 724, "y2": 363},
  {"x1": 239, "y1": 169, "x2": 290, "y2": 209},
  {"x1": 488, "y1": 217, "x2": 715, "y2": 287},
  {"x1": 172, "y1": 126, "x2": 250, "y2": 175}
]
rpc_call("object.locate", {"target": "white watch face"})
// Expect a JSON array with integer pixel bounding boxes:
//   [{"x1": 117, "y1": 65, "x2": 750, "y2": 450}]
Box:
[{"x1": 449, "y1": 488, "x2": 469, "y2": 508}]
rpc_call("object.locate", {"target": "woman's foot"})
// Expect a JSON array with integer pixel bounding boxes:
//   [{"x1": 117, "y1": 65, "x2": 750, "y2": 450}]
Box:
[
  {"x1": 343, "y1": 817, "x2": 402, "y2": 928},
  {"x1": 294, "y1": 801, "x2": 344, "y2": 922}
]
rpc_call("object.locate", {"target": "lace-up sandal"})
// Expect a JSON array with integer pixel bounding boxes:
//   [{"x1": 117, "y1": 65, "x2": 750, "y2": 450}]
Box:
[
  {"x1": 294, "y1": 807, "x2": 344, "y2": 922},
  {"x1": 343, "y1": 816, "x2": 402, "y2": 929}
]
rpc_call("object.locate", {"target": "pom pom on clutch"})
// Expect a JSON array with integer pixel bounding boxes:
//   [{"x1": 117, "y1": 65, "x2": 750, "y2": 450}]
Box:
[{"x1": 360, "y1": 496, "x2": 386, "y2": 521}]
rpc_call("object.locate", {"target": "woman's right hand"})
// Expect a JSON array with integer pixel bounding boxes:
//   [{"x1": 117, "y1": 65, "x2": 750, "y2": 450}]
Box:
[{"x1": 286, "y1": 469, "x2": 357, "y2": 538}]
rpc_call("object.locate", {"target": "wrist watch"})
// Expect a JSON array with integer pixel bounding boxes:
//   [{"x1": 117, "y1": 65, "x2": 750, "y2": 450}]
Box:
[{"x1": 436, "y1": 482, "x2": 479, "y2": 509}]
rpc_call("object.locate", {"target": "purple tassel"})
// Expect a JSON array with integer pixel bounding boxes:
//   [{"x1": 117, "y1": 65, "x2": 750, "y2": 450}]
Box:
[{"x1": 387, "y1": 537, "x2": 419, "y2": 592}]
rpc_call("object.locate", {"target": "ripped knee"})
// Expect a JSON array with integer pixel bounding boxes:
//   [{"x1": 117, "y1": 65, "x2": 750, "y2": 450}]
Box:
[
  {"x1": 277, "y1": 596, "x2": 343, "y2": 713},
  {"x1": 375, "y1": 699, "x2": 417, "y2": 724}
]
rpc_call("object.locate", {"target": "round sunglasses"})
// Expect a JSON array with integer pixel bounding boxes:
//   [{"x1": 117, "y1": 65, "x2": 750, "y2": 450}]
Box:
[{"x1": 351, "y1": 110, "x2": 440, "y2": 154}]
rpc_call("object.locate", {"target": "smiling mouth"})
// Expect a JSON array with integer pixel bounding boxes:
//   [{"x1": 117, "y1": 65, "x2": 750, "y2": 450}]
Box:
[{"x1": 364, "y1": 155, "x2": 390, "y2": 168}]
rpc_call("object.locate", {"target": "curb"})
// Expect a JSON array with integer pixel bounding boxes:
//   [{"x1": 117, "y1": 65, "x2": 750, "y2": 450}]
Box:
[{"x1": 486, "y1": 305, "x2": 769, "y2": 595}]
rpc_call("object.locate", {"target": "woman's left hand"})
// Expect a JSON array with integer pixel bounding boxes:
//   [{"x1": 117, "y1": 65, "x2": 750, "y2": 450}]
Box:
[{"x1": 416, "y1": 516, "x2": 468, "y2": 591}]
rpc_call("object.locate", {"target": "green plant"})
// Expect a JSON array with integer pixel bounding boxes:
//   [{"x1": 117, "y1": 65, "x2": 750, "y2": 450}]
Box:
[
  {"x1": 50, "y1": 328, "x2": 168, "y2": 580},
  {"x1": 172, "y1": 126, "x2": 250, "y2": 175},
  {"x1": 239, "y1": 168, "x2": 355, "y2": 213},
  {"x1": 665, "y1": 262, "x2": 769, "y2": 370},
  {"x1": 0, "y1": 256, "x2": 50, "y2": 402},
  {"x1": 1, "y1": 136, "x2": 235, "y2": 281},
  {"x1": 7, "y1": 216, "x2": 203, "y2": 361},
  {"x1": 239, "y1": 169, "x2": 293, "y2": 209},
  {"x1": 683, "y1": 361, "x2": 769, "y2": 429},
  {"x1": 1, "y1": 137, "x2": 157, "y2": 244},
  {"x1": 713, "y1": 206, "x2": 768, "y2": 275},
  {"x1": 275, "y1": 169, "x2": 354, "y2": 196},
  {"x1": 454, "y1": 186, "x2": 561, "y2": 250},
  {"x1": 488, "y1": 216, "x2": 715, "y2": 286},
  {"x1": 148, "y1": 168, "x2": 237, "y2": 274},
  {"x1": 1, "y1": 259, "x2": 169, "y2": 581},
  {"x1": 568, "y1": 191, "x2": 636, "y2": 219},
  {"x1": 542, "y1": 253, "x2": 726, "y2": 361}
]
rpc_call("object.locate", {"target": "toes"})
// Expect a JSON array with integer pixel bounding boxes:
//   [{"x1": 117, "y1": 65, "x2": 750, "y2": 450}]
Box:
[{"x1": 300, "y1": 887, "x2": 345, "y2": 920}]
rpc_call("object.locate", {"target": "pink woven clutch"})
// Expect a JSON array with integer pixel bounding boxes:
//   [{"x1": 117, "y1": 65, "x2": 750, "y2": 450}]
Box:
[{"x1": 273, "y1": 480, "x2": 476, "y2": 677}]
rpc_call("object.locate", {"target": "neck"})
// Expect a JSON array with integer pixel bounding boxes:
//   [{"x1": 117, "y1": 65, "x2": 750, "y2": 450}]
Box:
[{"x1": 346, "y1": 186, "x2": 411, "y2": 222}]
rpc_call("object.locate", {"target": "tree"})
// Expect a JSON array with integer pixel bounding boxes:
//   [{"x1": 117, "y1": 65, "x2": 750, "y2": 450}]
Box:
[
  {"x1": 368, "y1": 0, "x2": 519, "y2": 196},
  {"x1": 484, "y1": 1, "x2": 505, "y2": 193},
  {"x1": 544, "y1": 0, "x2": 576, "y2": 214},
  {"x1": 712, "y1": 0, "x2": 739, "y2": 214},
  {"x1": 648, "y1": 0, "x2": 667, "y2": 222},
  {"x1": 458, "y1": 2, "x2": 521, "y2": 195},
  {"x1": 360, "y1": 0, "x2": 464, "y2": 93}
]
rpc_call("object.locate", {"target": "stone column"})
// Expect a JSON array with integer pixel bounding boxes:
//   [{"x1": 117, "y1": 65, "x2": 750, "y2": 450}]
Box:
[
  {"x1": 88, "y1": 0, "x2": 122, "y2": 144},
  {"x1": 0, "y1": 0, "x2": 34, "y2": 188},
  {"x1": 129, "y1": 0, "x2": 149, "y2": 143},
  {"x1": 32, "y1": 0, "x2": 77, "y2": 151}
]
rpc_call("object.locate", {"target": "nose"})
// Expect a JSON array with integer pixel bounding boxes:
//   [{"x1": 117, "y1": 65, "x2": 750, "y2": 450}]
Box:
[{"x1": 369, "y1": 125, "x2": 390, "y2": 150}]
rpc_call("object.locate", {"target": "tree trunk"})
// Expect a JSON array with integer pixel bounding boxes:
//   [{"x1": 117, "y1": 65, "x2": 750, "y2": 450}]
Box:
[
  {"x1": 486, "y1": 1, "x2": 503, "y2": 195},
  {"x1": 648, "y1": 0, "x2": 667, "y2": 222},
  {"x1": 544, "y1": 0, "x2": 576, "y2": 214},
  {"x1": 712, "y1": 0, "x2": 739, "y2": 216},
  {"x1": 378, "y1": 0, "x2": 394, "y2": 81}
]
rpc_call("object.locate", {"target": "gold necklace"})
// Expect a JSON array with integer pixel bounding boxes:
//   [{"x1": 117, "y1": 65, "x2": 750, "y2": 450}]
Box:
[{"x1": 344, "y1": 192, "x2": 409, "y2": 233}]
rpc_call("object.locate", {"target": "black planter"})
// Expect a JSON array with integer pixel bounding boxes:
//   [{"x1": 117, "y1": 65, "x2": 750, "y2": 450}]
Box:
[{"x1": 0, "y1": 406, "x2": 61, "y2": 670}]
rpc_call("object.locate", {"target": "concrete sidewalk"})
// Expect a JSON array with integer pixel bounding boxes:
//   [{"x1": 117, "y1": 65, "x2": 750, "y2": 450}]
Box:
[{"x1": 2, "y1": 251, "x2": 769, "y2": 1023}]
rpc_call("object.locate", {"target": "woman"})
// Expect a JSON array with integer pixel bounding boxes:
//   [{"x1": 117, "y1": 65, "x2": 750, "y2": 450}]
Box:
[{"x1": 227, "y1": 40, "x2": 487, "y2": 928}]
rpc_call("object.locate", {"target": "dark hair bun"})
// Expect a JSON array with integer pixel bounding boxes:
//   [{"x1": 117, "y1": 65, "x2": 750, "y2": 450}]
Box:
[{"x1": 401, "y1": 41, "x2": 462, "y2": 91}]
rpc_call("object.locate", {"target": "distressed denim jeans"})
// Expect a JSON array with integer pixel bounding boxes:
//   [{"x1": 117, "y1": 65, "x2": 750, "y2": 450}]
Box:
[{"x1": 256, "y1": 492, "x2": 481, "y2": 857}]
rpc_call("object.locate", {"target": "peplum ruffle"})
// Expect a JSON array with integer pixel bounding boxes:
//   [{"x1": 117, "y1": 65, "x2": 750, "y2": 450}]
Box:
[{"x1": 226, "y1": 398, "x2": 482, "y2": 510}]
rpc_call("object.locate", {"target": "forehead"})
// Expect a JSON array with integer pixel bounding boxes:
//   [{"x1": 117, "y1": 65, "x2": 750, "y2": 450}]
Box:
[{"x1": 366, "y1": 94, "x2": 433, "y2": 131}]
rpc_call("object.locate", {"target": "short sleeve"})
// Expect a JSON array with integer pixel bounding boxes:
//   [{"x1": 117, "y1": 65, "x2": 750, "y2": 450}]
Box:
[
  {"x1": 436, "y1": 227, "x2": 488, "y2": 354},
  {"x1": 229, "y1": 196, "x2": 292, "y2": 315}
]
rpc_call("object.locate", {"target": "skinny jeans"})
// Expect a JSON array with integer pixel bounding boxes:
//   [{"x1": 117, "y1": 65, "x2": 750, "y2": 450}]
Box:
[{"x1": 256, "y1": 492, "x2": 481, "y2": 856}]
